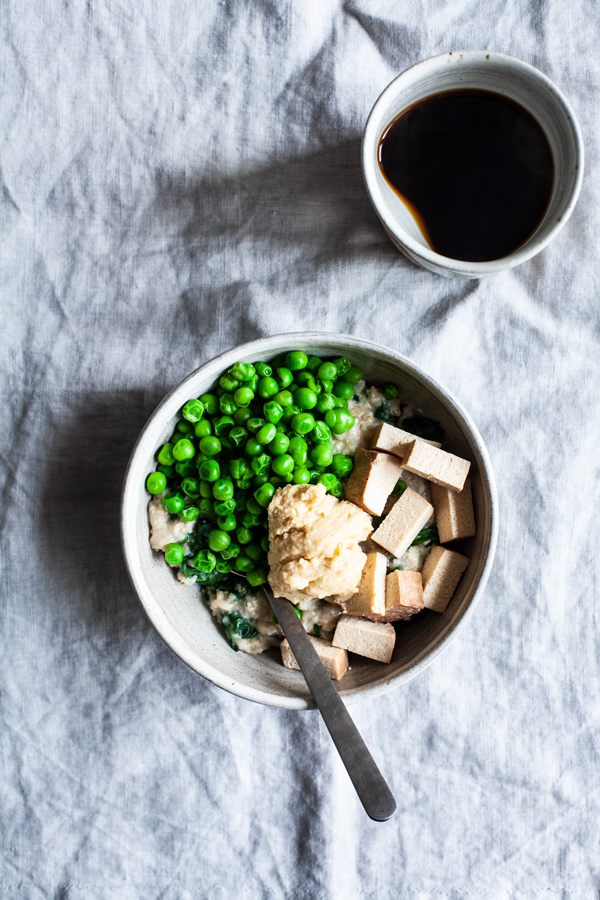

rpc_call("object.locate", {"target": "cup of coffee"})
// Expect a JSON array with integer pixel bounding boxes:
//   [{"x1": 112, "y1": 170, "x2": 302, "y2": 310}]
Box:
[{"x1": 362, "y1": 51, "x2": 584, "y2": 279}]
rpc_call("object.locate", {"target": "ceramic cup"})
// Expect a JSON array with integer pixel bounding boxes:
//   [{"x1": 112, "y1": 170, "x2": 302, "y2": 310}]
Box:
[
  {"x1": 362, "y1": 50, "x2": 584, "y2": 279},
  {"x1": 121, "y1": 333, "x2": 498, "y2": 709}
]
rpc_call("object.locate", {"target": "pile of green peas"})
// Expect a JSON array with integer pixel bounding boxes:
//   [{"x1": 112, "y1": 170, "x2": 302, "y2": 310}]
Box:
[{"x1": 146, "y1": 351, "x2": 368, "y2": 588}]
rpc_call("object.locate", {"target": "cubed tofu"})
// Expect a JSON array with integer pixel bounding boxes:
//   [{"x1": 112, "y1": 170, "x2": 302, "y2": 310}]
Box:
[
  {"x1": 332, "y1": 615, "x2": 396, "y2": 664},
  {"x1": 341, "y1": 552, "x2": 387, "y2": 617},
  {"x1": 370, "y1": 421, "x2": 442, "y2": 457},
  {"x1": 401, "y1": 440, "x2": 471, "y2": 493},
  {"x1": 431, "y1": 479, "x2": 476, "y2": 543},
  {"x1": 280, "y1": 636, "x2": 349, "y2": 681},
  {"x1": 371, "y1": 487, "x2": 434, "y2": 558},
  {"x1": 365, "y1": 570, "x2": 424, "y2": 622},
  {"x1": 345, "y1": 448, "x2": 405, "y2": 516},
  {"x1": 422, "y1": 545, "x2": 470, "y2": 613}
]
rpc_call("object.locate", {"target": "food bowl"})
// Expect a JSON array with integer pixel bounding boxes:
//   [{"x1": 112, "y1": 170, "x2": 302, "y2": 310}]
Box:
[{"x1": 121, "y1": 333, "x2": 498, "y2": 709}]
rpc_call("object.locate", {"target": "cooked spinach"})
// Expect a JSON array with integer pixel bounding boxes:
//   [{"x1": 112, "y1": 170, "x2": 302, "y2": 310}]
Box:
[
  {"x1": 220, "y1": 612, "x2": 258, "y2": 641},
  {"x1": 401, "y1": 416, "x2": 444, "y2": 444},
  {"x1": 411, "y1": 525, "x2": 439, "y2": 547},
  {"x1": 374, "y1": 403, "x2": 395, "y2": 424}
]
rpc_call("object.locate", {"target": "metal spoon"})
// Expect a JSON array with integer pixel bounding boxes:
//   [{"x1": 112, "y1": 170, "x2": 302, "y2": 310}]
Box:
[{"x1": 244, "y1": 577, "x2": 397, "y2": 822}]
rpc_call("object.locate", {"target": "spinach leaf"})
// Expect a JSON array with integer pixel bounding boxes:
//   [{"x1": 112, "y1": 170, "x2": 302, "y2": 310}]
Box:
[
  {"x1": 220, "y1": 612, "x2": 258, "y2": 640},
  {"x1": 374, "y1": 404, "x2": 395, "y2": 424},
  {"x1": 411, "y1": 525, "x2": 439, "y2": 547}
]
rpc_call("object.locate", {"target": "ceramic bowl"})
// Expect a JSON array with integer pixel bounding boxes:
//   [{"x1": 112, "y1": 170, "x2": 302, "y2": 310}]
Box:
[
  {"x1": 121, "y1": 333, "x2": 498, "y2": 709},
  {"x1": 362, "y1": 50, "x2": 584, "y2": 279}
]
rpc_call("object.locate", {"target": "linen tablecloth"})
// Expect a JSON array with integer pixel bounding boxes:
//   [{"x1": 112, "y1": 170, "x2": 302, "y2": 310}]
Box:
[{"x1": 2, "y1": 1, "x2": 599, "y2": 897}]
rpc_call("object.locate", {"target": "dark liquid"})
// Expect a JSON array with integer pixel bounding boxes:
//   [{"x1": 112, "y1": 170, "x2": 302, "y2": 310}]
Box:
[{"x1": 378, "y1": 90, "x2": 554, "y2": 262}]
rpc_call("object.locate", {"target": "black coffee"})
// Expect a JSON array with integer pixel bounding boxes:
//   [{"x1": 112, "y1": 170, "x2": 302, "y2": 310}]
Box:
[{"x1": 378, "y1": 89, "x2": 554, "y2": 262}]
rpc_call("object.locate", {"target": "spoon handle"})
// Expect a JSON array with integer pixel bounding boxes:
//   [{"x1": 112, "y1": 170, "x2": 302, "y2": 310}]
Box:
[{"x1": 266, "y1": 586, "x2": 397, "y2": 822}]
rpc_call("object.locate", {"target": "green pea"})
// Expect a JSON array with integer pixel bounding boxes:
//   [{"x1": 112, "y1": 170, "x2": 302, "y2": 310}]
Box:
[
  {"x1": 245, "y1": 497, "x2": 261, "y2": 515},
  {"x1": 214, "y1": 415, "x2": 234, "y2": 436},
  {"x1": 247, "y1": 566, "x2": 267, "y2": 586},
  {"x1": 310, "y1": 443, "x2": 333, "y2": 467},
  {"x1": 209, "y1": 530, "x2": 230, "y2": 552},
  {"x1": 333, "y1": 357, "x2": 351, "y2": 376},
  {"x1": 316, "y1": 392, "x2": 336, "y2": 413},
  {"x1": 288, "y1": 436, "x2": 308, "y2": 465},
  {"x1": 181, "y1": 477, "x2": 200, "y2": 497},
  {"x1": 235, "y1": 553, "x2": 254, "y2": 573},
  {"x1": 244, "y1": 437, "x2": 262, "y2": 457},
  {"x1": 291, "y1": 412, "x2": 315, "y2": 435},
  {"x1": 275, "y1": 367, "x2": 293, "y2": 388},
  {"x1": 146, "y1": 472, "x2": 167, "y2": 494},
  {"x1": 330, "y1": 454, "x2": 354, "y2": 478},
  {"x1": 345, "y1": 365, "x2": 363, "y2": 384},
  {"x1": 257, "y1": 423, "x2": 277, "y2": 445},
  {"x1": 295, "y1": 387, "x2": 317, "y2": 410},
  {"x1": 275, "y1": 390, "x2": 294, "y2": 408},
  {"x1": 199, "y1": 498, "x2": 214, "y2": 514},
  {"x1": 194, "y1": 419, "x2": 212, "y2": 438},
  {"x1": 229, "y1": 426, "x2": 248, "y2": 448},
  {"x1": 263, "y1": 401, "x2": 283, "y2": 424},
  {"x1": 242, "y1": 512, "x2": 261, "y2": 529},
  {"x1": 219, "y1": 394, "x2": 236, "y2": 415},
  {"x1": 163, "y1": 492, "x2": 185, "y2": 514},
  {"x1": 245, "y1": 541, "x2": 262, "y2": 561},
  {"x1": 229, "y1": 458, "x2": 252, "y2": 480},
  {"x1": 182, "y1": 399, "x2": 205, "y2": 423},
  {"x1": 193, "y1": 549, "x2": 216, "y2": 572},
  {"x1": 198, "y1": 460, "x2": 220, "y2": 482},
  {"x1": 295, "y1": 370, "x2": 316, "y2": 388},
  {"x1": 272, "y1": 454, "x2": 294, "y2": 477},
  {"x1": 230, "y1": 361, "x2": 256, "y2": 382},
  {"x1": 306, "y1": 355, "x2": 323, "y2": 373},
  {"x1": 382, "y1": 384, "x2": 398, "y2": 399},
  {"x1": 282, "y1": 404, "x2": 300, "y2": 423},
  {"x1": 285, "y1": 350, "x2": 308, "y2": 371},
  {"x1": 175, "y1": 459, "x2": 196, "y2": 477},
  {"x1": 236, "y1": 526, "x2": 253, "y2": 545},
  {"x1": 177, "y1": 420, "x2": 193, "y2": 433},
  {"x1": 247, "y1": 417, "x2": 265, "y2": 434},
  {"x1": 234, "y1": 386, "x2": 254, "y2": 407},
  {"x1": 164, "y1": 543, "x2": 184, "y2": 566},
  {"x1": 213, "y1": 479, "x2": 234, "y2": 501},
  {"x1": 199, "y1": 435, "x2": 221, "y2": 456},
  {"x1": 252, "y1": 473, "x2": 269, "y2": 487},
  {"x1": 257, "y1": 376, "x2": 279, "y2": 399},
  {"x1": 319, "y1": 378, "x2": 334, "y2": 394},
  {"x1": 261, "y1": 536, "x2": 269, "y2": 553},
  {"x1": 293, "y1": 467, "x2": 310, "y2": 484},
  {"x1": 333, "y1": 380, "x2": 354, "y2": 400},
  {"x1": 319, "y1": 473, "x2": 343, "y2": 497},
  {"x1": 255, "y1": 362, "x2": 272, "y2": 377},
  {"x1": 318, "y1": 361, "x2": 337, "y2": 381},
  {"x1": 219, "y1": 373, "x2": 240, "y2": 393},
  {"x1": 156, "y1": 463, "x2": 174, "y2": 478},
  {"x1": 200, "y1": 481, "x2": 213, "y2": 498},
  {"x1": 180, "y1": 506, "x2": 200, "y2": 522},
  {"x1": 254, "y1": 482, "x2": 276, "y2": 508},
  {"x1": 217, "y1": 513, "x2": 237, "y2": 532},
  {"x1": 214, "y1": 498, "x2": 236, "y2": 515},
  {"x1": 215, "y1": 558, "x2": 233, "y2": 574},
  {"x1": 221, "y1": 542, "x2": 240, "y2": 560},
  {"x1": 234, "y1": 406, "x2": 252, "y2": 426},
  {"x1": 324, "y1": 408, "x2": 355, "y2": 435},
  {"x1": 235, "y1": 477, "x2": 253, "y2": 491},
  {"x1": 333, "y1": 396, "x2": 349, "y2": 410},
  {"x1": 312, "y1": 420, "x2": 332, "y2": 443},
  {"x1": 268, "y1": 432, "x2": 290, "y2": 456},
  {"x1": 251, "y1": 453, "x2": 271, "y2": 476},
  {"x1": 157, "y1": 443, "x2": 175, "y2": 466},
  {"x1": 199, "y1": 393, "x2": 219, "y2": 415}
]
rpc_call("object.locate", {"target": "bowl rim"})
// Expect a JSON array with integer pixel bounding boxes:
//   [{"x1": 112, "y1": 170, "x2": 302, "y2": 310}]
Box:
[
  {"x1": 121, "y1": 332, "x2": 499, "y2": 709},
  {"x1": 362, "y1": 50, "x2": 585, "y2": 276}
]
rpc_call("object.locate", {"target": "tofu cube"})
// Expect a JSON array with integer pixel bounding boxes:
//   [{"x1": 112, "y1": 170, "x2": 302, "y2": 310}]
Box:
[
  {"x1": 345, "y1": 448, "x2": 405, "y2": 516},
  {"x1": 371, "y1": 487, "x2": 434, "y2": 558},
  {"x1": 332, "y1": 615, "x2": 396, "y2": 664},
  {"x1": 280, "y1": 636, "x2": 349, "y2": 681},
  {"x1": 384, "y1": 570, "x2": 424, "y2": 620},
  {"x1": 370, "y1": 421, "x2": 442, "y2": 457},
  {"x1": 401, "y1": 440, "x2": 471, "y2": 492},
  {"x1": 422, "y1": 545, "x2": 470, "y2": 613},
  {"x1": 341, "y1": 552, "x2": 387, "y2": 617},
  {"x1": 431, "y1": 479, "x2": 476, "y2": 543}
]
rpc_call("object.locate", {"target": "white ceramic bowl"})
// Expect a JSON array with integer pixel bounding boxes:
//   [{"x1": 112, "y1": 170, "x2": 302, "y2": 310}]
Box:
[
  {"x1": 121, "y1": 334, "x2": 498, "y2": 709},
  {"x1": 362, "y1": 50, "x2": 584, "y2": 279}
]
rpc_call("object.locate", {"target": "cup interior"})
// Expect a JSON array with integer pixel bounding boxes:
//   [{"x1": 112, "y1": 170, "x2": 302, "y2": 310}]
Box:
[
  {"x1": 121, "y1": 335, "x2": 498, "y2": 709},
  {"x1": 364, "y1": 51, "x2": 583, "y2": 268}
]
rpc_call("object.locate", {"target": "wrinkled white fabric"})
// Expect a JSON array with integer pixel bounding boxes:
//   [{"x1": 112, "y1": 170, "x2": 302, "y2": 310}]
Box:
[{"x1": 1, "y1": 1, "x2": 599, "y2": 897}]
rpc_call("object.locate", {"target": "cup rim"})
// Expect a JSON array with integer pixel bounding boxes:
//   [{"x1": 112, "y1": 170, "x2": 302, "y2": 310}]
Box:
[
  {"x1": 362, "y1": 50, "x2": 584, "y2": 276},
  {"x1": 121, "y1": 332, "x2": 499, "y2": 709}
]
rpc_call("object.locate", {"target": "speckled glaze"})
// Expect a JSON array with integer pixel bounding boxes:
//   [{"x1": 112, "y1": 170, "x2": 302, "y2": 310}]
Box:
[
  {"x1": 121, "y1": 334, "x2": 498, "y2": 709},
  {"x1": 362, "y1": 51, "x2": 584, "y2": 279}
]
